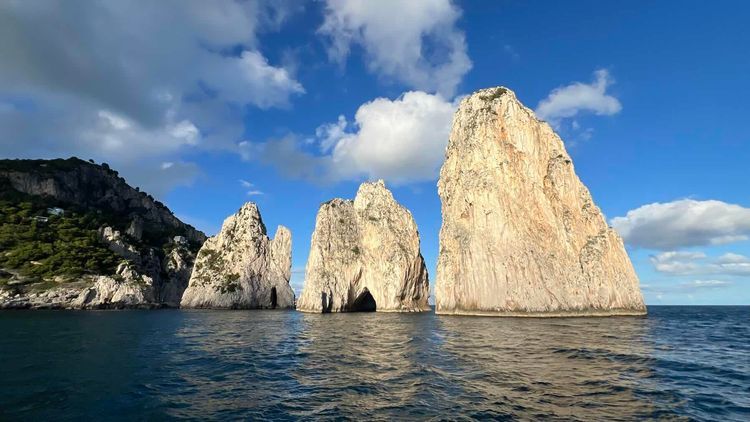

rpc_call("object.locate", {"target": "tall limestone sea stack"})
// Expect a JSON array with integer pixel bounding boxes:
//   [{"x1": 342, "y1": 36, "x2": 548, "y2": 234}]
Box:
[
  {"x1": 297, "y1": 181, "x2": 430, "y2": 313},
  {"x1": 435, "y1": 87, "x2": 646, "y2": 316},
  {"x1": 180, "y1": 203, "x2": 294, "y2": 309}
]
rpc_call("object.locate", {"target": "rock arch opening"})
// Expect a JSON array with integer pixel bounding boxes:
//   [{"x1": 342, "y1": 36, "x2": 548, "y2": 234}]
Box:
[
  {"x1": 270, "y1": 287, "x2": 277, "y2": 309},
  {"x1": 351, "y1": 289, "x2": 376, "y2": 312}
]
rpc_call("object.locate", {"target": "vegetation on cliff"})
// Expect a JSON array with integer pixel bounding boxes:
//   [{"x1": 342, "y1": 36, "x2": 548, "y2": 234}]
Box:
[{"x1": 0, "y1": 158, "x2": 204, "y2": 289}]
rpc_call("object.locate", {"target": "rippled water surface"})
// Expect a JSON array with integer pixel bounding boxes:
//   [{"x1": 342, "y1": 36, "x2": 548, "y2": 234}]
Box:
[{"x1": 1, "y1": 306, "x2": 748, "y2": 420}]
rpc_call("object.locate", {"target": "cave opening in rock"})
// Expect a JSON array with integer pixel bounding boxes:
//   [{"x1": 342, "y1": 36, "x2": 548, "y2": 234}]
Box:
[
  {"x1": 270, "y1": 287, "x2": 277, "y2": 309},
  {"x1": 351, "y1": 289, "x2": 376, "y2": 312}
]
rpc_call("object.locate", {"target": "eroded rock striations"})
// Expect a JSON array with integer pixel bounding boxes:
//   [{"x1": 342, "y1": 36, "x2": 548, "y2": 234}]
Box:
[
  {"x1": 435, "y1": 87, "x2": 646, "y2": 316},
  {"x1": 297, "y1": 181, "x2": 430, "y2": 313},
  {"x1": 180, "y1": 203, "x2": 294, "y2": 309}
]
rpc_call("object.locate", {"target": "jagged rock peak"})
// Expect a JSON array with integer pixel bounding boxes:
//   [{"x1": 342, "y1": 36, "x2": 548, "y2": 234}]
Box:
[
  {"x1": 297, "y1": 180, "x2": 430, "y2": 313},
  {"x1": 180, "y1": 202, "x2": 294, "y2": 309},
  {"x1": 435, "y1": 86, "x2": 646, "y2": 317}
]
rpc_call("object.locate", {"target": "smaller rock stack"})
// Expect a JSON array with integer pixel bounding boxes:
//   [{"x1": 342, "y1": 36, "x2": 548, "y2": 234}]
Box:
[
  {"x1": 297, "y1": 180, "x2": 430, "y2": 313},
  {"x1": 180, "y1": 203, "x2": 294, "y2": 309}
]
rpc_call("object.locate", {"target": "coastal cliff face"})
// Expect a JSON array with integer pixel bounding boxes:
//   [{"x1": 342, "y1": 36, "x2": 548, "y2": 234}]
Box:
[
  {"x1": 180, "y1": 203, "x2": 294, "y2": 309},
  {"x1": 435, "y1": 87, "x2": 646, "y2": 316},
  {"x1": 297, "y1": 181, "x2": 430, "y2": 313},
  {"x1": 0, "y1": 158, "x2": 203, "y2": 309},
  {"x1": 0, "y1": 158, "x2": 205, "y2": 244}
]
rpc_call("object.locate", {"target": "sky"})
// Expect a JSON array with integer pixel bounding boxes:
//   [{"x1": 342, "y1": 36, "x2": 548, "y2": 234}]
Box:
[{"x1": 1, "y1": 0, "x2": 748, "y2": 305}]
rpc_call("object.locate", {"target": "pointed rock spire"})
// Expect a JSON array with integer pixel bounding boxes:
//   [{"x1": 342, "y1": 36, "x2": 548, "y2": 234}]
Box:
[
  {"x1": 436, "y1": 87, "x2": 646, "y2": 316},
  {"x1": 181, "y1": 203, "x2": 294, "y2": 309}
]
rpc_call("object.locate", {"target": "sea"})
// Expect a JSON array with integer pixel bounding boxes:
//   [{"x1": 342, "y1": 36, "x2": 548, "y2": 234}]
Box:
[{"x1": 0, "y1": 306, "x2": 748, "y2": 421}]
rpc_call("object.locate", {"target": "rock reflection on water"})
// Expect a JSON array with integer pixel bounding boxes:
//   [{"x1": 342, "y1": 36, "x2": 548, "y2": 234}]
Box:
[
  {"x1": 434, "y1": 316, "x2": 660, "y2": 420},
  {"x1": 1, "y1": 308, "x2": 748, "y2": 420},
  {"x1": 290, "y1": 313, "x2": 661, "y2": 420}
]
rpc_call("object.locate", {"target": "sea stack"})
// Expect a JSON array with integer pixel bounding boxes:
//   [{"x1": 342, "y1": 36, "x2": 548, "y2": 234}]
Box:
[
  {"x1": 435, "y1": 87, "x2": 646, "y2": 316},
  {"x1": 297, "y1": 180, "x2": 430, "y2": 313},
  {"x1": 180, "y1": 203, "x2": 294, "y2": 309}
]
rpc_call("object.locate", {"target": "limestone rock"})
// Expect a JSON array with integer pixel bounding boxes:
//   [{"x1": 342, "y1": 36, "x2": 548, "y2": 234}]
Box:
[
  {"x1": 99, "y1": 226, "x2": 141, "y2": 263},
  {"x1": 73, "y1": 262, "x2": 156, "y2": 308},
  {"x1": 435, "y1": 87, "x2": 646, "y2": 316},
  {"x1": 180, "y1": 203, "x2": 294, "y2": 309},
  {"x1": 158, "y1": 246, "x2": 196, "y2": 306},
  {"x1": 126, "y1": 216, "x2": 144, "y2": 240},
  {"x1": 0, "y1": 262, "x2": 161, "y2": 310},
  {"x1": 297, "y1": 181, "x2": 430, "y2": 313}
]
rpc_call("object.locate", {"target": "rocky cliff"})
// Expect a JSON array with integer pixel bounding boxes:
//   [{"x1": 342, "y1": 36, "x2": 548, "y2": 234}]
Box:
[
  {"x1": 0, "y1": 158, "x2": 203, "y2": 309},
  {"x1": 435, "y1": 87, "x2": 646, "y2": 316},
  {"x1": 0, "y1": 158, "x2": 205, "y2": 243},
  {"x1": 297, "y1": 181, "x2": 430, "y2": 313},
  {"x1": 180, "y1": 203, "x2": 294, "y2": 309}
]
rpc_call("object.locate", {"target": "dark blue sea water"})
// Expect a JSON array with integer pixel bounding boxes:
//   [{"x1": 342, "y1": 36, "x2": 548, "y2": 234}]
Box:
[{"x1": 0, "y1": 306, "x2": 748, "y2": 421}]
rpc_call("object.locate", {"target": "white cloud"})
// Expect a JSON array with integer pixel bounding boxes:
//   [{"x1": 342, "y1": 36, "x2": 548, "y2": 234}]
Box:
[
  {"x1": 679, "y1": 280, "x2": 732, "y2": 289},
  {"x1": 650, "y1": 251, "x2": 707, "y2": 275},
  {"x1": 319, "y1": 0, "x2": 471, "y2": 97},
  {"x1": 249, "y1": 91, "x2": 456, "y2": 184},
  {"x1": 0, "y1": 0, "x2": 303, "y2": 196},
  {"x1": 207, "y1": 50, "x2": 304, "y2": 109},
  {"x1": 642, "y1": 279, "x2": 733, "y2": 300},
  {"x1": 713, "y1": 253, "x2": 750, "y2": 276},
  {"x1": 535, "y1": 69, "x2": 622, "y2": 126},
  {"x1": 611, "y1": 199, "x2": 750, "y2": 250},
  {"x1": 238, "y1": 179, "x2": 263, "y2": 196},
  {"x1": 82, "y1": 109, "x2": 201, "y2": 160},
  {"x1": 650, "y1": 250, "x2": 750, "y2": 277},
  {"x1": 321, "y1": 91, "x2": 456, "y2": 183}
]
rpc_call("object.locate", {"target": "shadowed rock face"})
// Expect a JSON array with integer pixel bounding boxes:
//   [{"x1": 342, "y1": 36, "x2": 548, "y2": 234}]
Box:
[
  {"x1": 435, "y1": 87, "x2": 646, "y2": 317},
  {"x1": 0, "y1": 158, "x2": 202, "y2": 309},
  {"x1": 180, "y1": 203, "x2": 294, "y2": 309},
  {"x1": 297, "y1": 181, "x2": 430, "y2": 313},
  {"x1": 0, "y1": 158, "x2": 205, "y2": 244}
]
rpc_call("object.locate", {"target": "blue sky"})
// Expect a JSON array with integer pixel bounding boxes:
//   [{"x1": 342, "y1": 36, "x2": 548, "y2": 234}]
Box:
[{"x1": 1, "y1": 0, "x2": 748, "y2": 304}]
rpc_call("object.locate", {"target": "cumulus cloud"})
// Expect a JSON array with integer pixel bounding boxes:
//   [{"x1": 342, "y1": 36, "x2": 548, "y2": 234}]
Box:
[
  {"x1": 611, "y1": 199, "x2": 750, "y2": 250},
  {"x1": 247, "y1": 91, "x2": 456, "y2": 184},
  {"x1": 713, "y1": 253, "x2": 750, "y2": 276},
  {"x1": 0, "y1": 0, "x2": 303, "y2": 195},
  {"x1": 319, "y1": 91, "x2": 456, "y2": 183},
  {"x1": 679, "y1": 280, "x2": 732, "y2": 289},
  {"x1": 237, "y1": 179, "x2": 264, "y2": 196},
  {"x1": 650, "y1": 251, "x2": 708, "y2": 275},
  {"x1": 319, "y1": 0, "x2": 471, "y2": 97},
  {"x1": 650, "y1": 251, "x2": 750, "y2": 277},
  {"x1": 535, "y1": 69, "x2": 621, "y2": 126},
  {"x1": 642, "y1": 279, "x2": 733, "y2": 301}
]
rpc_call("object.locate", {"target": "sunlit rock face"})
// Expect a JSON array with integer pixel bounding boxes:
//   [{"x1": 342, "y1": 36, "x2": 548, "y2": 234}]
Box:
[
  {"x1": 180, "y1": 203, "x2": 294, "y2": 309},
  {"x1": 435, "y1": 87, "x2": 646, "y2": 316},
  {"x1": 297, "y1": 181, "x2": 430, "y2": 313}
]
